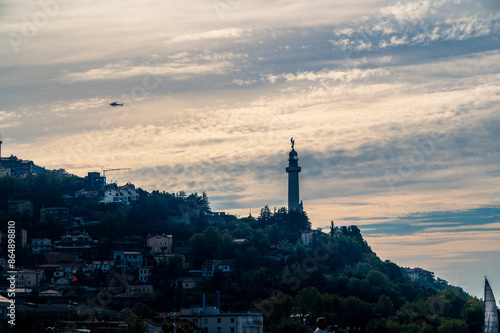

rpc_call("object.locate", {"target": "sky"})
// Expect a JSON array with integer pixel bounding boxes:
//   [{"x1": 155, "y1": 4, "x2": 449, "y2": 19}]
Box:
[{"x1": 1, "y1": 0, "x2": 500, "y2": 299}]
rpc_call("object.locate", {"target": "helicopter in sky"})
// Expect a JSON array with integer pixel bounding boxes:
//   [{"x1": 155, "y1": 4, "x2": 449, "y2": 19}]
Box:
[{"x1": 110, "y1": 102, "x2": 124, "y2": 107}]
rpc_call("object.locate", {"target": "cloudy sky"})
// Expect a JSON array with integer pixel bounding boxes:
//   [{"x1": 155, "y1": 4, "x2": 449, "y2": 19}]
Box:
[{"x1": 1, "y1": 0, "x2": 500, "y2": 298}]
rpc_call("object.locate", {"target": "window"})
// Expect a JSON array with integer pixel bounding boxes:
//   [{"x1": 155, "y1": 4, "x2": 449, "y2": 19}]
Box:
[
  {"x1": 231, "y1": 328, "x2": 235, "y2": 333},
  {"x1": 217, "y1": 318, "x2": 221, "y2": 323},
  {"x1": 231, "y1": 318, "x2": 235, "y2": 323}
]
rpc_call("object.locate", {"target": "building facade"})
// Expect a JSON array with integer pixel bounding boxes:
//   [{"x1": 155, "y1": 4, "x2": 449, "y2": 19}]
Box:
[
  {"x1": 0, "y1": 155, "x2": 35, "y2": 177},
  {"x1": 53, "y1": 230, "x2": 98, "y2": 253},
  {"x1": 180, "y1": 307, "x2": 263, "y2": 333},
  {"x1": 40, "y1": 207, "x2": 70, "y2": 224},
  {"x1": 113, "y1": 250, "x2": 144, "y2": 270},
  {"x1": 147, "y1": 234, "x2": 173, "y2": 255},
  {"x1": 14, "y1": 269, "x2": 42, "y2": 288},
  {"x1": 8, "y1": 199, "x2": 33, "y2": 215},
  {"x1": 31, "y1": 237, "x2": 53, "y2": 254}
]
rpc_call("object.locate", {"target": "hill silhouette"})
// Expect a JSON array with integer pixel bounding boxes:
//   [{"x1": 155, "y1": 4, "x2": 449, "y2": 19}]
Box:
[{"x1": 0, "y1": 172, "x2": 487, "y2": 333}]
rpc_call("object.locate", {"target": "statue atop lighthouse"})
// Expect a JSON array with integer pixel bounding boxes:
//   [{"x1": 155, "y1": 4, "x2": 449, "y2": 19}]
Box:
[{"x1": 286, "y1": 137, "x2": 301, "y2": 212}]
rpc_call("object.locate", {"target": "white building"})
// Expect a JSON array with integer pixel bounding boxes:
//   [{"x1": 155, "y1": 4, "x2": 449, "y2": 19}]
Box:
[
  {"x1": 31, "y1": 237, "x2": 52, "y2": 254},
  {"x1": 180, "y1": 307, "x2": 263, "y2": 333},
  {"x1": 403, "y1": 267, "x2": 435, "y2": 282},
  {"x1": 101, "y1": 183, "x2": 139, "y2": 205}
]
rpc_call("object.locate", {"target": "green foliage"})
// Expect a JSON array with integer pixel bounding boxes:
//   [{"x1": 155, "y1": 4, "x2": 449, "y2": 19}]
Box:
[
  {"x1": 132, "y1": 302, "x2": 156, "y2": 319},
  {"x1": 119, "y1": 308, "x2": 147, "y2": 333}
]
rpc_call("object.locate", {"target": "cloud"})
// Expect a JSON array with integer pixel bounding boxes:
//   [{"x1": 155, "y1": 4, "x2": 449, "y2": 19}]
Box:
[
  {"x1": 265, "y1": 67, "x2": 389, "y2": 83},
  {"x1": 329, "y1": 0, "x2": 500, "y2": 57},
  {"x1": 61, "y1": 57, "x2": 239, "y2": 82},
  {"x1": 169, "y1": 28, "x2": 244, "y2": 43}
]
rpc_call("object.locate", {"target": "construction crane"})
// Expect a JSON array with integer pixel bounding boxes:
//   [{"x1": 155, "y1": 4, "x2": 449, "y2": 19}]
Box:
[{"x1": 102, "y1": 168, "x2": 131, "y2": 177}]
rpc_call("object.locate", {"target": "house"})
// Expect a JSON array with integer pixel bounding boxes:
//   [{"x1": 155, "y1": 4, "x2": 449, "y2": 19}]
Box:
[
  {"x1": 53, "y1": 230, "x2": 98, "y2": 253},
  {"x1": 53, "y1": 277, "x2": 71, "y2": 288},
  {"x1": 31, "y1": 237, "x2": 53, "y2": 254},
  {"x1": 179, "y1": 306, "x2": 263, "y2": 333},
  {"x1": 139, "y1": 266, "x2": 152, "y2": 282},
  {"x1": 0, "y1": 155, "x2": 35, "y2": 177},
  {"x1": 101, "y1": 183, "x2": 139, "y2": 205},
  {"x1": 201, "y1": 259, "x2": 235, "y2": 278},
  {"x1": 403, "y1": 267, "x2": 435, "y2": 282},
  {"x1": 7, "y1": 199, "x2": 33, "y2": 215},
  {"x1": 13, "y1": 269, "x2": 42, "y2": 288},
  {"x1": 40, "y1": 207, "x2": 70, "y2": 224},
  {"x1": 147, "y1": 234, "x2": 173, "y2": 255},
  {"x1": 179, "y1": 277, "x2": 202, "y2": 290},
  {"x1": 113, "y1": 250, "x2": 143, "y2": 270},
  {"x1": 120, "y1": 183, "x2": 139, "y2": 201}
]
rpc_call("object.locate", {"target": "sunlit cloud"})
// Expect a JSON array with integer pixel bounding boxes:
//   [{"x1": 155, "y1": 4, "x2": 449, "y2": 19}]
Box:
[
  {"x1": 169, "y1": 28, "x2": 244, "y2": 43},
  {"x1": 61, "y1": 57, "x2": 240, "y2": 82}
]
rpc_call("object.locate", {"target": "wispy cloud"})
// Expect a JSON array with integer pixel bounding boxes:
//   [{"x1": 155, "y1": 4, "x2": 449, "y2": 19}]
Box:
[
  {"x1": 169, "y1": 28, "x2": 244, "y2": 43},
  {"x1": 61, "y1": 56, "x2": 240, "y2": 82},
  {"x1": 265, "y1": 68, "x2": 389, "y2": 83}
]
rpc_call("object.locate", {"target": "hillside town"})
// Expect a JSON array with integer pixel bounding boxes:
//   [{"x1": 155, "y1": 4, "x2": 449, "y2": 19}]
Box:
[{"x1": 0, "y1": 141, "x2": 484, "y2": 333}]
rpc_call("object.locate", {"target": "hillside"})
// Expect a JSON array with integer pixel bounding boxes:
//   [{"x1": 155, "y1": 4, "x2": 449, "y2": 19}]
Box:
[{"x1": 0, "y1": 172, "x2": 486, "y2": 333}]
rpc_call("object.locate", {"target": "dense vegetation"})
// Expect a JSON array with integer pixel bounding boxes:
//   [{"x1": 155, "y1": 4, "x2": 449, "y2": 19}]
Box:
[{"x1": 0, "y1": 173, "x2": 490, "y2": 332}]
